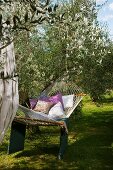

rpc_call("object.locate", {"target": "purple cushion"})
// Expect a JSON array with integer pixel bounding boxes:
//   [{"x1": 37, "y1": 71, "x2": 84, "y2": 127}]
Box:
[
  {"x1": 29, "y1": 98, "x2": 38, "y2": 109},
  {"x1": 48, "y1": 93, "x2": 64, "y2": 110}
]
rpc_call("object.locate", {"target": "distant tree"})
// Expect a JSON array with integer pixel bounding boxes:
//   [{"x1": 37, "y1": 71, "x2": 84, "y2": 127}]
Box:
[
  {"x1": 15, "y1": 28, "x2": 65, "y2": 103},
  {"x1": 102, "y1": 43, "x2": 113, "y2": 91}
]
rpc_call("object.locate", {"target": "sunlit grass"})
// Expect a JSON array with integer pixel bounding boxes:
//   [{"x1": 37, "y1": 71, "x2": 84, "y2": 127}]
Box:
[
  {"x1": 82, "y1": 94, "x2": 113, "y2": 116},
  {"x1": 0, "y1": 94, "x2": 113, "y2": 169}
]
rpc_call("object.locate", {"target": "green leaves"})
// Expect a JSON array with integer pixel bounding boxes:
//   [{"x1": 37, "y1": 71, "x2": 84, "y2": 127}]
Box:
[
  {"x1": 0, "y1": 0, "x2": 59, "y2": 48},
  {"x1": 43, "y1": 0, "x2": 112, "y2": 102}
]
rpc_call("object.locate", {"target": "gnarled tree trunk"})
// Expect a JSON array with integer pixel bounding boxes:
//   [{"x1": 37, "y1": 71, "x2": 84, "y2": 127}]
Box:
[{"x1": 0, "y1": 42, "x2": 19, "y2": 143}]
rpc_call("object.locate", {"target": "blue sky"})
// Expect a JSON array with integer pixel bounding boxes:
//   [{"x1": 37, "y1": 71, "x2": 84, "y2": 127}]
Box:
[{"x1": 97, "y1": 0, "x2": 113, "y2": 40}]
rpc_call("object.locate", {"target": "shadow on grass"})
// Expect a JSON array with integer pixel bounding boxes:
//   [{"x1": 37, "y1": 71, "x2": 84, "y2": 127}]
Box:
[
  {"x1": 63, "y1": 110, "x2": 113, "y2": 169},
  {"x1": 64, "y1": 134, "x2": 113, "y2": 170},
  {"x1": 69, "y1": 110, "x2": 113, "y2": 131},
  {"x1": 101, "y1": 96, "x2": 113, "y2": 104},
  {"x1": 14, "y1": 145, "x2": 59, "y2": 158}
]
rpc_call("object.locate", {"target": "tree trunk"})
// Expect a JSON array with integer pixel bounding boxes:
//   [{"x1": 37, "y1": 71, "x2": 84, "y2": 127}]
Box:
[{"x1": 0, "y1": 42, "x2": 19, "y2": 143}]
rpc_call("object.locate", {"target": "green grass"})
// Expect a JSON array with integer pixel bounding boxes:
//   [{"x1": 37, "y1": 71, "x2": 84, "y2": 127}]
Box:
[{"x1": 0, "y1": 95, "x2": 113, "y2": 170}]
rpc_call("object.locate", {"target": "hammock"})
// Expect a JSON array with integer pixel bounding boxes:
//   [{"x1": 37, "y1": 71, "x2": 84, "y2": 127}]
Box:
[{"x1": 18, "y1": 77, "x2": 85, "y2": 126}]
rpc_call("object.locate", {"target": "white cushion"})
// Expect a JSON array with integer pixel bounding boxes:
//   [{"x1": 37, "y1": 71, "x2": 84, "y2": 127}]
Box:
[
  {"x1": 48, "y1": 102, "x2": 66, "y2": 120},
  {"x1": 62, "y1": 94, "x2": 74, "y2": 108}
]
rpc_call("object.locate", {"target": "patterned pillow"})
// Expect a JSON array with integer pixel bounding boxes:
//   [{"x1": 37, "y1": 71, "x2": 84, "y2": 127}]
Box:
[
  {"x1": 39, "y1": 93, "x2": 64, "y2": 110},
  {"x1": 33, "y1": 100, "x2": 54, "y2": 114}
]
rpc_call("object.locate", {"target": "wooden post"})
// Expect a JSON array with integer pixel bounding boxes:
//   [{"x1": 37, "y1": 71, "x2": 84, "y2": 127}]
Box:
[
  {"x1": 58, "y1": 118, "x2": 68, "y2": 160},
  {"x1": 8, "y1": 121, "x2": 26, "y2": 154}
]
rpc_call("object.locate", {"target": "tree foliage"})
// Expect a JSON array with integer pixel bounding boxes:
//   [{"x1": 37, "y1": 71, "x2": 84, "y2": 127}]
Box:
[
  {"x1": 0, "y1": 0, "x2": 59, "y2": 49},
  {"x1": 42, "y1": 0, "x2": 113, "y2": 101},
  {"x1": 6, "y1": 0, "x2": 113, "y2": 103}
]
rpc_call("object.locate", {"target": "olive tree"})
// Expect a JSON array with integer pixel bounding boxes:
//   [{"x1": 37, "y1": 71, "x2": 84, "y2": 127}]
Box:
[{"x1": 42, "y1": 0, "x2": 112, "y2": 101}]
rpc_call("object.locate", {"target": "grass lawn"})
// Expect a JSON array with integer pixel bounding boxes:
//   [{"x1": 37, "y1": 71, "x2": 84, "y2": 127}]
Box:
[{"x1": 0, "y1": 95, "x2": 113, "y2": 170}]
